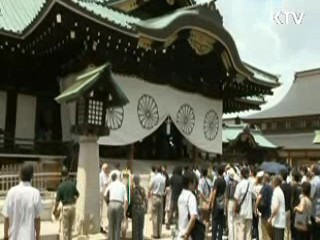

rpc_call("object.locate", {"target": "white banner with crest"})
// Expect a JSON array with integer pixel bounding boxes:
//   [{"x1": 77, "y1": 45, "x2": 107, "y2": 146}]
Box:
[{"x1": 97, "y1": 75, "x2": 222, "y2": 154}]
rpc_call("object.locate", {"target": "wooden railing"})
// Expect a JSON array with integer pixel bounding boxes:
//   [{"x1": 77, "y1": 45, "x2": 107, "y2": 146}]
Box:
[
  {"x1": 0, "y1": 134, "x2": 73, "y2": 156},
  {"x1": 0, "y1": 171, "x2": 77, "y2": 195}
]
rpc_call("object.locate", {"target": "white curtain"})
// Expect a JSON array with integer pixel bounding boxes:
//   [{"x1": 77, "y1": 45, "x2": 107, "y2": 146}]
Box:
[
  {"x1": 60, "y1": 74, "x2": 222, "y2": 153},
  {"x1": 98, "y1": 75, "x2": 222, "y2": 154}
]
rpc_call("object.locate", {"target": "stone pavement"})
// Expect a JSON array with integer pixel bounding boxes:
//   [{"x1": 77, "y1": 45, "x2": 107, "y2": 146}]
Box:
[{"x1": 0, "y1": 214, "x2": 174, "y2": 240}]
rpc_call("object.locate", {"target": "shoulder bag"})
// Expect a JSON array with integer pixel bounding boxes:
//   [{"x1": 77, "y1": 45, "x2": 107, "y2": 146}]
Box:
[
  {"x1": 235, "y1": 182, "x2": 250, "y2": 214},
  {"x1": 187, "y1": 194, "x2": 205, "y2": 240}
]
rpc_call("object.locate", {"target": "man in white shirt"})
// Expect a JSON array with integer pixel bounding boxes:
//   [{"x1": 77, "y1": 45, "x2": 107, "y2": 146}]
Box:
[
  {"x1": 99, "y1": 163, "x2": 109, "y2": 233},
  {"x1": 2, "y1": 164, "x2": 42, "y2": 240},
  {"x1": 234, "y1": 167, "x2": 255, "y2": 240},
  {"x1": 105, "y1": 173, "x2": 128, "y2": 240},
  {"x1": 149, "y1": 166, "x2": 166, "y2": 238},
  {"x1": 178, "y1": 171, "x2": 198, "y2": 240},
  {"x1": 269, "y1": 176, "x2": 286, "y2": 240}
]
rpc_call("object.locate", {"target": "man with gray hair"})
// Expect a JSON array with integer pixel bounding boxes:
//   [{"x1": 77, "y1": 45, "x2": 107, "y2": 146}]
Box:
[
  {"x1": 2, "y1": 163, "x2": 42, "y2": 240},
  {"x1": 105, "y1": 173, "x2": 128, "y2": 240}
]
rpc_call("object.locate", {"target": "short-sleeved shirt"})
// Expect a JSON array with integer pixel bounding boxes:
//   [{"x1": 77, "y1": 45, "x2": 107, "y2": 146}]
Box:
[
  {"x1": 234, "y1": 179, "x2": 254, "y2": 219},
  {"x1": 56, "y1": 179, "x2": 79, "y2": 205},
  {"x1": 2, "y1": 182, "x2": 42, "y2": 240},
  {"x1": 105, "y1": 180, "x2": 128, "y2": 203},
  {"x1": 259, "y1": 184, "x2": 273, "y2": 219},
  {"x1": 271, "y1": 186, "x2": 286, "y2": 229},
  {"x1": 178, "y1": 189, "x2": 198, "y2": 239},
  {"x1": 151, "y1": 173, "x2": 166, "y2": 196}
]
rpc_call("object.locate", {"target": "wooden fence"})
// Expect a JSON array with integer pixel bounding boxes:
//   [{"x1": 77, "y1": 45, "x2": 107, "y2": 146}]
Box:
[{"x1": 0, "y1": 164, "x2": 76, "y2": 194}]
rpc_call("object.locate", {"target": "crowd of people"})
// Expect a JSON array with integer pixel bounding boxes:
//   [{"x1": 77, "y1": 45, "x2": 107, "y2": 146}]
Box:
[
  {"x1": 3, "y1": 162, "x2": 320, "y2": 240},
  {"x1": 98, "y1": 162, "x2": 320, "y2": 240}
]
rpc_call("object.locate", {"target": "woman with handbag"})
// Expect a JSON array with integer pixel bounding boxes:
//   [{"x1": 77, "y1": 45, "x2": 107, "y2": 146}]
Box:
[{"x1": 293, "y1": 182, "x2": 312, "y2": 240}]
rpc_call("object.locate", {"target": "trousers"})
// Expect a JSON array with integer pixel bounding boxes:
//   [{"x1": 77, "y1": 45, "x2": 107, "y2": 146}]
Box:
[
  {"x1": 62, "y1": 205, "x2": 76, "y2": 240},
  {"x1": 152, "y1": 195, "x2": 163, "y2": 237},
  {"x1": 108, "y1": 201, "x2": 124, "y2": 240}
]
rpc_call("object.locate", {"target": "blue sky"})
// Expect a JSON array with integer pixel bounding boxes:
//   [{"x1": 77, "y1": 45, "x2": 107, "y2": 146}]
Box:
[{"x1": 217, "y1": 0, "x2": 320, "y2": 116}]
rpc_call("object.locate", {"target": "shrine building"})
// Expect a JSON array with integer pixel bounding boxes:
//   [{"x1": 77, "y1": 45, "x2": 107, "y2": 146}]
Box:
[
  {"x1": 244, "y1": 68, "x2": 320, "y2": 166},
  {"x1": 0, "y1": 0, "x2": 280, "y2": 166}
]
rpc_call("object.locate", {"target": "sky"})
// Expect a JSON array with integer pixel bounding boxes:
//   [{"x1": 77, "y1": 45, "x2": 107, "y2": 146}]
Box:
[{"x1": 216, "y1": 0, "x2": 320, "y2": 117}]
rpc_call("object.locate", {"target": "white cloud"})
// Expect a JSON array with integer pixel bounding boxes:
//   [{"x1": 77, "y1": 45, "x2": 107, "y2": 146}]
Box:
[{"x1": 217, "y1": 0, "x2": 320, "y2": 117}]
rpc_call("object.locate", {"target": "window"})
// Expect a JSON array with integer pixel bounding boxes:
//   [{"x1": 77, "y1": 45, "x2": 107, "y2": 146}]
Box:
[
  {"x1": 285, "y1": 121, "x2": 291, "y2": 129},
  {"x1": 300, "y1": 120, "x2": 306, "y2": 128},
  {"x1": 312, "y1": 119, "x2": 319, "y2": 127},
  {"x1": 261, "y1": 123, "x2": 267, "y2": 130}
]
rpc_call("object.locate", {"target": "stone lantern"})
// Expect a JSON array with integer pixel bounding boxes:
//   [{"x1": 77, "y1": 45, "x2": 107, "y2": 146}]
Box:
[{"x1": 55, "y1": 62, "x2": 128, "y2": 236}]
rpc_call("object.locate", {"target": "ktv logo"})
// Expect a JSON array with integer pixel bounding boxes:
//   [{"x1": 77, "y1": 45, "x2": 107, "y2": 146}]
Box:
[
  {"x1": 269, "y1": 0, "x2": 305, "y2": 25},
  {"x1": 273, "y1": 10, "x2": 305, "y2": 25}
]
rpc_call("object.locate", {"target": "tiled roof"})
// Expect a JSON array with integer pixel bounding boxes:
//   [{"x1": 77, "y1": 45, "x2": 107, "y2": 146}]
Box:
[
  {"x1": 265, "y1": 133, "x2": 319, "y2": 150},
  {"x1": 72, "y1": 0, "x2": 140, "y2": 29},
  {"x1": 0, "y1": 0, "x2": 139, "y2": 37},
  {"x1": 0, "y1": 0, "x2": 47, "y2": 33},
  {"x1": 223, "y1": 124, "x2": 277, "y2": 148},
  {"x1": 245, "y1": 68, "x2": 320, "y2": 119}
]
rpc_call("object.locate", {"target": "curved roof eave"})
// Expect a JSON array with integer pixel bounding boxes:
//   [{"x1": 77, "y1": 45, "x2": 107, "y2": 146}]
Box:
[
  {"x1": 0, "y1": 0, "x2": 138, "y2": 40},
  {"x1": 133, "y1": 6, "x2": 254, "y2": 80},
  {"x1": 243, "y1": 62, "x2": 281, "y2": 88}
]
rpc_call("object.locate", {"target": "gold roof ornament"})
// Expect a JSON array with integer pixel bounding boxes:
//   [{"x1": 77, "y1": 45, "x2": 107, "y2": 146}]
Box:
[
  {"x1": 188, "y1": 30, "x2": 215, "y2": 55},
  {"x1": 137, "y1": 36, "x2": 153, "y2": 50}
]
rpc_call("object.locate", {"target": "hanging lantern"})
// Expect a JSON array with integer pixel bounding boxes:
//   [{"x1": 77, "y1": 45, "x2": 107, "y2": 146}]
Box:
[{"x1": 56, "y1": 13, "x2": 62, "y2": 23}]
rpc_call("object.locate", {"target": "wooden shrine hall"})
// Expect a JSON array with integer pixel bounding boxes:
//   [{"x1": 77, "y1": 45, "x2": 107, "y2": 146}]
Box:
[{"x1": 0, "y1": 0, "x2": 280, "y2": 165}]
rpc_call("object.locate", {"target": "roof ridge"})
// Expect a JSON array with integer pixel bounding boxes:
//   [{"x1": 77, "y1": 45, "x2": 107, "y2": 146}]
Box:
[{"x1": 294, "y1": 67, "x2": 320, "y2": 80}]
